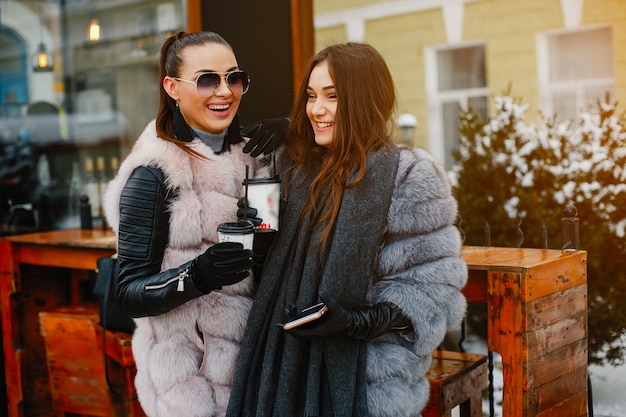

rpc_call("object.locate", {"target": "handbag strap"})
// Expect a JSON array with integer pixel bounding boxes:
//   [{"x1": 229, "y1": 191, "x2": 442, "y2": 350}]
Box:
[{"x1": 100, "y1": 254, "x2": 138, "y2": 402}]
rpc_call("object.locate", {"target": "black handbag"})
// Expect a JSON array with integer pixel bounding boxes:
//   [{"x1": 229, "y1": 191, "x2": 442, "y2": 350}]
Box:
[
  {"x1": 94, "y1": 253, "x2": 137, "y2": 402},
  {"x1": 94, "y1": 254, "x2": 135, "y2": 333}
]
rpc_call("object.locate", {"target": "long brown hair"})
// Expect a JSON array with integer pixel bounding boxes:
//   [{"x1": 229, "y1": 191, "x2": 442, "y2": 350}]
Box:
[
  {"x1": 286, "y1": 42, "x2": 397, "y2": 250},
  {"x1": 156, "y1": 31, "x2": 233, "y2": 153}
]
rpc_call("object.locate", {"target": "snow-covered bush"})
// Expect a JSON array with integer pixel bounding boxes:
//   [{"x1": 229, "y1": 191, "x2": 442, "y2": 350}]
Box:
[{"x1": 452, "y1": 91, "x2": 626, "y2": 365}]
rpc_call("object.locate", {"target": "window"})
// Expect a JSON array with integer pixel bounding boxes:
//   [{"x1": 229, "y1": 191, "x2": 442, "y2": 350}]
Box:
[
  {"x1": 0, "y1": 29, "x2": 29, "y2": 117},
  {"x1": 539, "y1": 26, "x2": 613, "y2": 122},
  {"x1": 426, "y1": 43, "x2": 488, "y2": 170},
  {"x1": 0, "y1": 0, "x2": 185, "y2": 233}
]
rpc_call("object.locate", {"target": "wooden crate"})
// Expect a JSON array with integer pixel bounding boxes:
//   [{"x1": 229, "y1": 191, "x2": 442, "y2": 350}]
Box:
[
  {"x1": 95, "y1": 325, "x2": 146, "y2": 417},
  {"x1": 10, "y1": 263, "x2": 74, "y2": 416},
  {"x1": 481, "y1": 248, "x2": 589, "y2": 416},
  {"x1": 523, "y1": 283, "x2": 589, "y2": 417},
  {"x1": 423, "y1": 350, "x2": 488, "y2": 417},
  {"x1": 39, "y1": 303, "x2": 110, "y2": 416}
]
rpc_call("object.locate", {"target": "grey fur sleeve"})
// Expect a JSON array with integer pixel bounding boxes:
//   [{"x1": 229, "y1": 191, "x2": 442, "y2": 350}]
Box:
[{"x1": 368, "y1": 147, "x2": 468, "y2": 355}]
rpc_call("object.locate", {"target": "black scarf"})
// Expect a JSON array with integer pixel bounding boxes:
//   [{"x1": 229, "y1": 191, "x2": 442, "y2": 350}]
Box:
[{"x1": 227, "y1": 145, "x2": 400, "y2": 417}]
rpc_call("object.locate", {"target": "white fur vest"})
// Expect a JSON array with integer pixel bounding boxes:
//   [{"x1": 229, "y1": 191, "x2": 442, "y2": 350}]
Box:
[{"x1": 104, "y1": 121, "x2": 267, "y2": 417}]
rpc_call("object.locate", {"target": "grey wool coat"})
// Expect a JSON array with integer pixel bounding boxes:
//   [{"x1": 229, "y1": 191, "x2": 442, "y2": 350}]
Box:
[{"x1": 227, "y1": 145, "x2": 468, "y2": 417}]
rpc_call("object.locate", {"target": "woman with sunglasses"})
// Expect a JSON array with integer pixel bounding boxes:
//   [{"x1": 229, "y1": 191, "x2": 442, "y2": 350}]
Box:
[
  {"x1": 104, "y1": 31, "x2": 272, "y2": 417},
  {"x1": 227, "y1": 42, "x2": 468, "y2": 417}
]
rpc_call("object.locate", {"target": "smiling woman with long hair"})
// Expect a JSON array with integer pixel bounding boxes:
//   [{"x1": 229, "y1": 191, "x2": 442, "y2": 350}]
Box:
[
  {"x1": 104, "y1": 31, "x2": 270, "y2": 417},
  {"x1": 227, "y1": 42, "x2": 468, "y2": 417}
]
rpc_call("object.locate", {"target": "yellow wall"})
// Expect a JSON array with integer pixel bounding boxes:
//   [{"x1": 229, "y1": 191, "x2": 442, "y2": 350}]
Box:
[
  {"x1": 365, "y1": 10, "x2": 446, "y2": 149},
  {"x1": 464, "y1": 0, "x2": 562, "y2": 121},
  {"x1": 313, "y1": 0, "x2": 626, "y2": 149},
  {"x1": 315, "y1": 26, "x2": 348, "y2": 50},
  {"x1": 583, "y1": 0, "x2": 626, "y2": 109},
  {"x1": 314, "y1": 0, "x2": 381, "y2": 14}
]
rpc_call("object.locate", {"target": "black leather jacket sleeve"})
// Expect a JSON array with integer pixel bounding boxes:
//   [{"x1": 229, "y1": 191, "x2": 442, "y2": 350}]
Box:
[{"x1": 117, "y1": 165, "x2": 204, "y2": 318}]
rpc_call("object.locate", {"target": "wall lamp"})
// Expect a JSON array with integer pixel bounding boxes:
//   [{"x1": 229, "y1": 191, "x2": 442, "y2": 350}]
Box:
[
  {"x1": 88, "y1": 17, "x2": 101, "y2": 42},
  {"x1": 32, "y1": 2, "x2": 53, "y2": 72},
  {"x1": 32, "y1": 42, "x2": 54, "y2": 72},
  {"x1": 397, "y1": 113, "x2": 418, "y2": 144}
]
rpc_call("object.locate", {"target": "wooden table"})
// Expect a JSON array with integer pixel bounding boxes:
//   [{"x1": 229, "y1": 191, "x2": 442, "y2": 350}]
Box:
[
  {"x1": 0, "y1": 229, "x2": 116, "y2": 417},
  {"x1": 462, "y1": 246, "x2": 588, "y2": 417},
  {"x1": 0, "y1": 232, "x2": 588, "y2": 417}
]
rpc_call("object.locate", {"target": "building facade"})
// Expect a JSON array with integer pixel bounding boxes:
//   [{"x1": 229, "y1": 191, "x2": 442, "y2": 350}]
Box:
[
  {"x1": 1, "y1": 0, "x2": 623, "y2": 232},
  {"x1": 314, "y1": 0, "x2": 626, "y2": 168}
]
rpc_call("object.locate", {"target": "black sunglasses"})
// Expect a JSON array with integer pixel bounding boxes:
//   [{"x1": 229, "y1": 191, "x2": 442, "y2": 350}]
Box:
[{"x1": 173, "y1": 70, "x2": 250, "y2": 97}]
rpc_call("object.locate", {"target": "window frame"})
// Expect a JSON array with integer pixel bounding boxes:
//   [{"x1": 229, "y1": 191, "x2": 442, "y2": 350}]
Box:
[
  {"x1": 537, "y1": 24, "x2": 614, "y2": 122},
  {"x1": 425, "y1": 40, "x2": 489, "y2": 169}
]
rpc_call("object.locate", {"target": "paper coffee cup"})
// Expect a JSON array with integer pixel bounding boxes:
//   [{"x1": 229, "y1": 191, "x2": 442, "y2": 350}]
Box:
[
  {"x1": 217, "y1": 220, "x2": 255, "y2": 250},
  {"x1": 244, "y1": 177, "x2": 281, "y2": 231}
]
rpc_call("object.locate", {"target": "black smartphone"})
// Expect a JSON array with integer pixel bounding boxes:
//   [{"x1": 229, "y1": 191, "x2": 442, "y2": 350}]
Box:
[{"x1": 282, "y1": 302, "x2": 328, "y2": 330}]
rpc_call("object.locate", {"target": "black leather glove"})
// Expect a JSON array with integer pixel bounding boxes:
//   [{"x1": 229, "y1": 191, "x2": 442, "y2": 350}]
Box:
[
  {"x1": 235, "y1": 197, "x2": 277, "y2": 282},
  {"x1": 191, "y1": 242, "x2": 253, "y2": 293},
  {"x1": 237, "y1": 197, "x2": 262, "y2": 227},
  {"x1": 285, "y1": 292, "x2": 411, "y2": 341},
  {"x1": 242, "y1": 117, "x2": 290, "y2": 157},
  {"x1": 250, "y1": 229, "x2": 277, "y2": 281}
]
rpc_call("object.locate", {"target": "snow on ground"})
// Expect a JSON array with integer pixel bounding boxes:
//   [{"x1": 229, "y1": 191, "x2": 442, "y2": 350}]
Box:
[{"x1": 589, "y1": 361, "x2": 626, "y2": 417}]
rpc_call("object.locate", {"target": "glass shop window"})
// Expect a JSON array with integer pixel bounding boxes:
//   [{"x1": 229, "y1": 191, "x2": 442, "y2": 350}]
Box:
[{"x1": 0, "y1": 0, "x2": 185, "y2": 234}]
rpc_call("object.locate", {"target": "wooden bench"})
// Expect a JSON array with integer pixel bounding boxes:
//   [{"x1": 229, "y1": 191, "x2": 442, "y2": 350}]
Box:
[
  {"x1": 39, "y1": 303, "x2": 145, "y2": 416},
  {"x1": 40, "y1": 304, "x2": 488, "y2": 417},
  {"x1": 423, "y1": 350, "x2": 489, "y2": 417}
]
